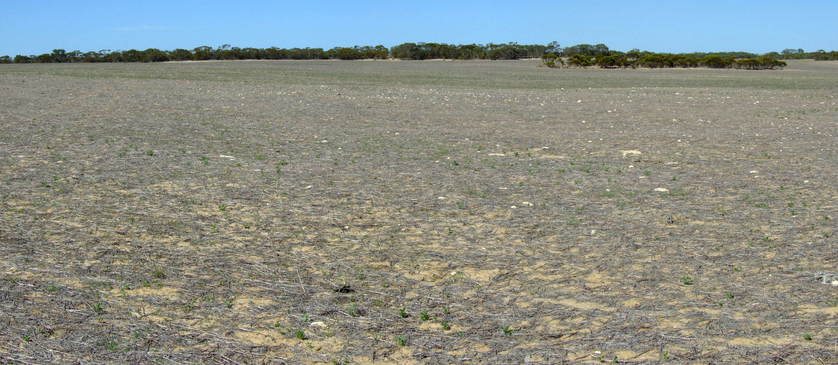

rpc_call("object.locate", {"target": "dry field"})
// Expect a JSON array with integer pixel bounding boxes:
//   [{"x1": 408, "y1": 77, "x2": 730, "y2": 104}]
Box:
[{"x1": 1, "y1": 59, "x2": 836, "y2": 364}]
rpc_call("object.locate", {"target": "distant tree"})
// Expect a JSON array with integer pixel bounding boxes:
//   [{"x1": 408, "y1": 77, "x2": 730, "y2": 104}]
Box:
[
  {"x1": 121, "y1": 49, "x2": 143, "y2": 62},
  {"x1": 142, "y1": 48, "x2": 169, "y2": 62},
  {"x1": 35, "y1": 53, "x2": 54, "y2": 63},
  {"x1": 0, "y1": 56, "x2": 11, "y2": 64},
  {"x1": 193, "y1": 46, "x2": 213, "y2": 60},
  {"x1": 169, "y1": 48, "x2": 193, "y2": 61},
  {"x1": 50, "y1": 49, "x2": 68, "y2": 63},
  {"x1": 327, "y1": 47, "x2": 363, "y2": 60},
  {"x1": 545, "y1": 41, "x2": 562, "y2": 55},
  {"x1": 14, "y1": 55, "x2": 32, "y2": 63}
]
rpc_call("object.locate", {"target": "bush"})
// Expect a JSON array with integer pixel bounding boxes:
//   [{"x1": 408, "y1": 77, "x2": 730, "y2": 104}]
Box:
[
  {"x1": 567, "y1": 54, "x2": 594, "y2": 67},
  {"x1": 595, "y1": 55, "x2": 627, "y2": 68},
  {"x1": 701, "y1": 55, "x2": 734, "y2": 68},
  {"x1": 541, "y1": 53, "x2": 563, "y2": 68}
]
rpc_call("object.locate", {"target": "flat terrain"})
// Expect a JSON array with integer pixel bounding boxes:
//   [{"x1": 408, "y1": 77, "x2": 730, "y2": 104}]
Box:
[{"x1": 0, "y1": 60, "x2": 836, "y2": 364}]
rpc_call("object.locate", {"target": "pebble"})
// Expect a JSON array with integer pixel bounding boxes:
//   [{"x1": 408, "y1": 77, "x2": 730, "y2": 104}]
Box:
[
  {"x1": 654, "y1": 188, "x2": 669, "y2": 192},
  {"x1": 621, "y1": 150, "x2": 642, "y2": 158}
]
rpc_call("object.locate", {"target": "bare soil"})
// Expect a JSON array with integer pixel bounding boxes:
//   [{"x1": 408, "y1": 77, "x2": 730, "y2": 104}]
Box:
[{"x1": 1, "y1": 60, "x2": 836, "y2": 364}]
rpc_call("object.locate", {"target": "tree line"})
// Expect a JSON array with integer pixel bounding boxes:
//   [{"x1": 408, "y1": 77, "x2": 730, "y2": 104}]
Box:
[
  {"x1": 0, "y1": 42, "x2": 834, "y2": 65},
  {"x1": 771, "y1": 48, "x2": 838, "y2": 61},
  {"x1": 542, "y1": 44, "x2": 787, "y2": 69},
  {"x1": 0, "y1": 43, "x2": 547, "y2": 64},
  {"x1": 543, "y1": 52, "x2": 787, "y2": 70}
]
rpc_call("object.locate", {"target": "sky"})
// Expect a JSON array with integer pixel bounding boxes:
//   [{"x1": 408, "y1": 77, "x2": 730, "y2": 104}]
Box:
[{"x1": 1, "y1": 0, "x2": 836, "y2": 56}]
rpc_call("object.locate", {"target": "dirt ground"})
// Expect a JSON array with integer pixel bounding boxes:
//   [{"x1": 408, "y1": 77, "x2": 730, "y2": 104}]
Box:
[{"x1": 0, "y1": 59, "x2": 836, "y2": 364}]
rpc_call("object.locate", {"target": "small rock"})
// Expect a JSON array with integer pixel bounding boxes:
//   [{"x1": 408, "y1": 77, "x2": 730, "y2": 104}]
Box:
[
  {"x1": 654, "y1": 188, "x2": 669, "y2": 192},
  {"x1": 621, "y1": 150, "x2": 642, "y2": 158},
  {"x1": 309, "y1": 321, "x2": 327, "y2": 328}
]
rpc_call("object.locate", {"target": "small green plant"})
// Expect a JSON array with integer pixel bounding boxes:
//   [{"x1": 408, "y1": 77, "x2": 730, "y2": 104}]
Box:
[
  {"x1": 399, "y1": 307, "x2": 408, "y2": 318},
  {"x1": 681, "y1": 276, "x2": 694, "y2": 286},
  {"x1": 105, "y1": 341, "x2": 119, "y2": 351},
  {"x1": 803, "y1": 333, "x2": 813, "y2": 341},
  {"x1": 396, "y1": 335, "x2": 408, "y2": 346},
  {"x1": 294, "y1": 330, "x2": 307, "y2": 340},
  {"x1": 725, "y1": 292, "x2": 734, "y2": 300},
  {"x1": 21, "y1": 334, "x2": 31, "y2": 342},
  {"x1": 420, "y1": 311, "x2": 431, "y2": 321},
  {"x1": 218, "y1": 204, "x2": 227, "y2": 212},
  {"x1": 145, "y1": 150, "x2": 155, "y2": 156},
  {"x1": 152, "y1": 269, "x2": 166, "y2": 279},
  {"x1": 46, "y1": 285, "x2": 59, "y2": 292},
  {"x1": 92, "y1": 302, "x2": 105, "y2": 314},
  {"x1": 440, "y1": 321, "x2": 451, "y2": 331},
  {"x1": 501, "y1": 326, "x2": 514, "y2": 335},
  {"x1": 199, "y1": 156, "x2": 210, "y2": 165}
]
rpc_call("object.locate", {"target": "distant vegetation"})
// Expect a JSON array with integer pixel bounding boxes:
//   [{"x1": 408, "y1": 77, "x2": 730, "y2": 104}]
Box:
[
  {"x1": 543, "y1": 45, "x2": 787, "y2": 70},
  {"x1": 0, "y1": 43, "x2": 548, "y2": 63},
  {"x1": 0, "y1": 42, "x2": 834, "y2": 68},
  {"x1": 771, "y1": 48, "x2": 838, "y2": 61}
]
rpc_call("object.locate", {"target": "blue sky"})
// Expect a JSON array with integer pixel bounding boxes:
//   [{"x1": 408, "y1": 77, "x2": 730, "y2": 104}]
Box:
[{"x1": 1, "y1": 0, "x2": 836, "y2": 56}]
